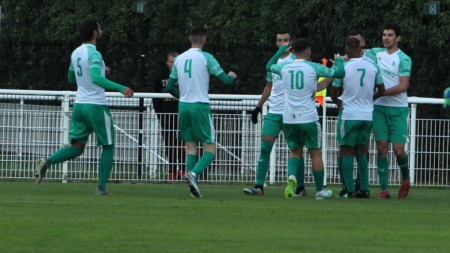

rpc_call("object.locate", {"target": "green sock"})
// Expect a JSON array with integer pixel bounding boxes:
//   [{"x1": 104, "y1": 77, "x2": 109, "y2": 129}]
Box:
[
  {"x1": 288, "y1": 157, "x2": 299, "y2": 178},
  {"x1": 192, "y1": 152, "x2": 215, "y2": 175},
  {"x1": 356, "y1": 155, "x2": 369, "y2": 191},
  {"x1": 296, "y1": 157, "x2": 305, "y2": 188},
  {"x1": 377, "y1": 156, "x2": 389, "y2": 191},
  {"x1": 48, "y1": 146, "x2": 83, "y2": 165},
  {"x1": 312, "y1": 170, "x2": 324, "y2": 192},
  {"x1": 255, "y1": 141, "x2": 274, "y2": 185},
  {"x1": 343, "y1": 156, "x2": 355, "y2": 192},
  {"x1": 337, "y1": 156, "x2": 345, "y2": 186},
  {"x1": 397, "y1": 154, "x2": 409, "y2": 181},
  {"x1": 186, "y1": 154, "x2": 197, "y2": 172},
  {"x1": 98, "y1": 145, "x2": 114, "y2": 190}
]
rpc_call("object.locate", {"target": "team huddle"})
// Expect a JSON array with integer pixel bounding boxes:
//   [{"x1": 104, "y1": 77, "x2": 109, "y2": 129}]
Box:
[{"x1": 34, "y1": 19, "x2": 412, "y2": 199}]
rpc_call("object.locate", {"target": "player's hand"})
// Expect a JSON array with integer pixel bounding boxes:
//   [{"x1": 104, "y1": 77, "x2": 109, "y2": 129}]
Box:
[
  {"x1": 105, "y1": 67, "x2": 111, "y2": 76},
  {"x1": 228, "y1": 71, "x2": 237, "y2": 79},
  {"x1": 251, "y1": 107, "x2": 262, "y2": 124},
  {"x1": 336, "y1": 99, "x2": 344, "y2": 111},
  {"x1": 122, "y1": 87, "x2": 134, "y2": 98}
]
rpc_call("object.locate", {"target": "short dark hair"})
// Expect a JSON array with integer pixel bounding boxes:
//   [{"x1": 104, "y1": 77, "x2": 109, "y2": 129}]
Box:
[
  {"x1": 383, "y1": 23, "x2": 401, "y2": 37},
  {"x1": 348, "y1": 30, "x2": 364, "y2": 39},
  {"x1": 166, "y1": 52, "x2": 179, "y2": 60},
  {"x1": 190, "y1": 26, "x2": 207, "y2": 44},
  {"x1": 293, "y1": 38, "x2": 311, "y2": 54},
  {"x1": 345, "y1": 37, "x2": 361, "y2": 53},
  {"x1": 79, "y1": 18, "x2": 99, "y2": 42},
  {"x1": 276, "y1": 30, "x2": 292, "y2": 40}
]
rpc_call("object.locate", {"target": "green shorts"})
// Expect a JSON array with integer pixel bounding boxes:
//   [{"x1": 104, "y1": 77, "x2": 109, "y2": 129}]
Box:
[
  {"x1": 283, "y1": 120, "x2": 322, "y2": 150},
  {"x1": 373, "y1": 105, "x2": 409, "y2": 143},
  {"x1": 261, "y1": 113, "x2": 283, "y2": 137},
  {"x1": 179, "y1": 102, "x2": 215, "y2": 143},
  {"x1": 339, "y1": 120, "x2": 372, "y2": 146},
  {"x1": 69, "y1": 103, "x2": 115, "y2": 146}
]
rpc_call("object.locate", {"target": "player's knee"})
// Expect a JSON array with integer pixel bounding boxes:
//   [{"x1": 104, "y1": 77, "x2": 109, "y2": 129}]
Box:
[
  {"x1": 261, "y1": 141, "x2": 274, "y2": 156},
  {"x1": 376, "y1": 145, "x2": 388, "y2": 157},
  {"x1": 71, "y1": 140, "x2": 86, "y2": 153}
]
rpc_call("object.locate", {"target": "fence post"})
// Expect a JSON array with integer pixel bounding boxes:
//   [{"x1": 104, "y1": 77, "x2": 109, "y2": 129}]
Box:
[
  {"x1": 409, "y1": 102, "x2": 417, "y2": 185},
  {"x1": 18, "y1": 99, "x2": 24, "y2": 158},
  {"x1": 322, "y1": 98, "x2": 328, "y2": 187},
  {"x1": 138, "y1": 98, "x2": 144, "y2": 179},
  {"x1": 61, "y1": 95, "x2": 70, "y2": 183},
  {"x1": 241, "y1": 110, "x2": 247, "y2": 177}
]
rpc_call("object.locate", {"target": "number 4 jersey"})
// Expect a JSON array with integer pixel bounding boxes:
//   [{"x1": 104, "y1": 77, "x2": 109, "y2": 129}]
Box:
[
  {"x1": 70, "y1": 43, "x2": 107, "y2": 105},
  {"x1": 170, "y1": 48, "x2": 225, "y2": 104},
  {"x1": 269, "y1": 59, "x2": 338, "y2": 124},
  {"x1": 332, "y1": 57, "x2": 384, "y2": 121}
]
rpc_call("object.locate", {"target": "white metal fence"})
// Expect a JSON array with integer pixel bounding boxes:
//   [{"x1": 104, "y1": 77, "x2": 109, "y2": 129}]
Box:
[{"x1": 0, "y1": 90, "x2": 448, "y2": 187}]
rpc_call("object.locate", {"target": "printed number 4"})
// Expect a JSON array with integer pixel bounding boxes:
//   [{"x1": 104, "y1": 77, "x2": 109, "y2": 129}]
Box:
[
  {"x1": 357, "y1": 68, "x2": 365, "y2": 87},
  {"x1": 77, "y1": 58, "x2": 83, "y2": 77},
  {"x1": 289, "y1": 70, "x2": 304, "y2": 90},
  {"x1": 184, "y1": 59, "x2": 192, "y2": 78}
]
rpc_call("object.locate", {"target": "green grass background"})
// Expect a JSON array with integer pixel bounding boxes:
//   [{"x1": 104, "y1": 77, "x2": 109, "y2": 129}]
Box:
[{"x1": 1, "y1": 182, "x2": 449, "y2": 253}]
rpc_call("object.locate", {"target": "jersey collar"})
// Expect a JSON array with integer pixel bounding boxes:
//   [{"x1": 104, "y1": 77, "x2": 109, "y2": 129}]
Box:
[{"x1": 83, "y1": 43, "x2": 96, "y2": 48}]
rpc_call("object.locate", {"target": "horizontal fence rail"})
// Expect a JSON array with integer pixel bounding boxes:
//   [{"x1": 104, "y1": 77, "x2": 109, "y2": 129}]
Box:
[{"x1": 0, "y1": 90, "x2": 448, "y2": 187}]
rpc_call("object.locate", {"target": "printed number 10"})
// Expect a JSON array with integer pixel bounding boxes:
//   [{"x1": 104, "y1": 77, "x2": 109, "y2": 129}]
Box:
[{"x1": 289, "y1": 70, "x2": 304, "y2": 90}]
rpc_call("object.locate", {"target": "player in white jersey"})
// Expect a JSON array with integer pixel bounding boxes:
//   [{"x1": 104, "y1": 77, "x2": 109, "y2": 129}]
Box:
[
  {"x1": 318, "y1": 30, "x2": 369, "y2": 197},
  {"x1": 166, "y1": 26, "x2": 237, "y2": 198},
  {"x1": 35, "y1": 19, "x2": 134, "y2": 195},
  {"x1": 267, "y1": 38, "x2": 345, "y2": 200},
  {"x1": 243, "y1": 31, "x2": 308, "y2": 196},
  {"x1": 365, "y1": 23, "x2": 412, "y2": 199},
  {"x1": 331, "y1": 38, "x2": 385, "y2": 198}
]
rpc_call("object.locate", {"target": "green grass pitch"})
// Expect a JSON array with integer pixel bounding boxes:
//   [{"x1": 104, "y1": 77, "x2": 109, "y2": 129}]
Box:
[{"x1": 1, "y1": 182, "x2": 449, "y2": 253}]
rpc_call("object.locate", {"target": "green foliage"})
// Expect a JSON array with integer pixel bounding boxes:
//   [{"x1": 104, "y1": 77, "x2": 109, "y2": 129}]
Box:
[{"x1": 1, "y1": 0, "x2": 450, "y2": 118}]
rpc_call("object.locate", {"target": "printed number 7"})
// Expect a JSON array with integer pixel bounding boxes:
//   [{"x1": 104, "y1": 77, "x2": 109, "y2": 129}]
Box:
[{"x1": 357, "y1": 68, "x2": 365, "y2": 87}]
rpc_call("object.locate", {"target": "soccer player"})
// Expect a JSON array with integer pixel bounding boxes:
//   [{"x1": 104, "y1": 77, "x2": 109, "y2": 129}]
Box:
[
  {"x1": 34, "y1": 19, "x2": 134, "y2": 195},
  {"x1": 266, "y1": 38, "x2": 345, "y2": 200},
  {"x1": 153, "y1": 52, "x2": 186, "y2": 181},
  {"x1": 244, "y1": 30, "x2": 307, "y2": 196},
  {"x1": 320, "y1": 30, "x2": 368, "y2": 197},
  {"x1": 166, "y1": 26, "x2": 237, "y2": 198},
  {"x1": 365, "y1": 23, "x2": 412, "y2": 199},
  {"x1": 331, "y1": 38, "x2": 385, "y2": 198}
]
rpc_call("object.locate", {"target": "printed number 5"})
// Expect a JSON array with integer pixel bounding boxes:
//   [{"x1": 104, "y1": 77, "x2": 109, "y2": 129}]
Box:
[
  {"x1": 184, "y1": 59, "x2": 192, "y2": 78},
  {"x1": 357, "y1": 68, "x2": 365, "y2": 87},
  {"x1": 77, "y1": 58, "x2": 83, "y2": 77}
]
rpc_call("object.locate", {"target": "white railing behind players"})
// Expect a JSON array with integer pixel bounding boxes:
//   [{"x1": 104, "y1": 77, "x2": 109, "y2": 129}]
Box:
[{"x1": 0, "y1": 89, "x2": 448, "y2": 187}]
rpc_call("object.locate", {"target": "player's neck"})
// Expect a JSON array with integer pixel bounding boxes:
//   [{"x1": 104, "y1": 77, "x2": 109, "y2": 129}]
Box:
[
  {"x1": 386, "y1": 45, "x2": 399, "y2": 54},
  {"x1": 85, "y1": 38, "x2": 97, "y2": 45},
  {"x1": 294, "y1": 54, "x2": 309, "y2": 60},
  {"x1": 191, "y1": 44, "x2": 204, "y2": 50}
]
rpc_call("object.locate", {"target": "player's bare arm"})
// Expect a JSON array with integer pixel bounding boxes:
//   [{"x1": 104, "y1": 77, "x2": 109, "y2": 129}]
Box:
[
  {"x1": 251, "y1": 81, "x2": 272, "y2": 124},
  {"x1": 382, "y1": 76, "x2": 409, "y2": 96},
  {"x1": 373, "y1": 83, "x2": 386, "y2": 101},
  {"x1": 330, "y1": 85, "x2": 343, "y2": 110}
]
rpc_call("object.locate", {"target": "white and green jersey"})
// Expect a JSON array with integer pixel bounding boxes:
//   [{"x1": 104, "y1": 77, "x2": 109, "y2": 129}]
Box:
[
  {"x1": 365, "y1": 48, "x2": 412, "y2": 107},
  {"x1": 332, "y1": 57, "x2": 383, "y2": 121},
  {"x1": 70, "y1": 43, "x2": 106, "y2": 105},
  {"x1": 270, "y1": 59, "x2": 338, "y2": 124},
  {"x1": 170, "y1": 48, "x2": 224, "y2": 104},
  {"x1": 266, "y1": 53, "x2": 296, "y2": 114}
]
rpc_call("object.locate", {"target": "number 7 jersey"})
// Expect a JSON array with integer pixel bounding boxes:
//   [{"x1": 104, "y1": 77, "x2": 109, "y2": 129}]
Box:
[
  {"x1": 170, "y1": 48, "x2": 225, "y2": 104},
  {"x1": 270, "y1": 59, "x2": 338, "y2": 124}
]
